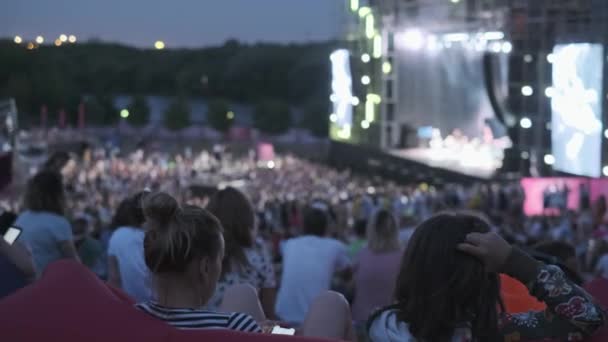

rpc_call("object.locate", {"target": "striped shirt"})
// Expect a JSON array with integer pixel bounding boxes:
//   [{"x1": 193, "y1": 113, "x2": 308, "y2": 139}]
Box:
[{"x1": 136, "y1": 302, "x2": 261, "y2": 333}]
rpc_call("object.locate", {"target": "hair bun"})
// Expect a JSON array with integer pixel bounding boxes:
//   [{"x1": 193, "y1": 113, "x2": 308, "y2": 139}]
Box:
[{"x1": 143, "y1": 192, "x2": 179, "y2": 229}]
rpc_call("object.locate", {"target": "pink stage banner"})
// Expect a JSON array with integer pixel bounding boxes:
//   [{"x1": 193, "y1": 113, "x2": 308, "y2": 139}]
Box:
[{"x1": 521, "y1": 178, "x2": 608, "y2": 216}]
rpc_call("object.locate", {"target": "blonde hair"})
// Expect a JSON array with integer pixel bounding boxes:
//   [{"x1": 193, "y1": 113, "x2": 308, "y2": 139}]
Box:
[{"x1": 367, "y1": 209, "x2": 400, "y2": 253}]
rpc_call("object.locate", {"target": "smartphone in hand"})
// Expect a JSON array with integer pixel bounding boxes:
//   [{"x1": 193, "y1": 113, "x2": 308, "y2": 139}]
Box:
[{"x1": 3, "y1": 226, "x2": 22, "y2": 245}]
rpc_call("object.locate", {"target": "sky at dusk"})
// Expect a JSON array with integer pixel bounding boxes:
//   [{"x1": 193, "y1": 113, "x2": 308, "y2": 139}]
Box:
[{"x1": 0, "y1": 0, "x2": 346, "y2": 48}]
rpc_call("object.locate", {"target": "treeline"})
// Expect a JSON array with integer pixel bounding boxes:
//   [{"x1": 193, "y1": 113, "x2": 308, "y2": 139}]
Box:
[{"x1": 0, "y1": 39, "x2": 335, "y2": 136}]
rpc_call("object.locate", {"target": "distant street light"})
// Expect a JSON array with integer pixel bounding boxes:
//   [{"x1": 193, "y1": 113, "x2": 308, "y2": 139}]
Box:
[
  {"x1": 35, "y1": 36, "x2": 44, "y2": 44},
  {"x1": 68, "y1": 35, "x2": 77, "y2": 43},
  {"x1": 14, "y1": 36, "x2": 22, "y2": 44},
  {"x1": 120, "y1": 109, "x2": 130, "y2": 118},
  {"x1": 59, "y1": 34, "x2": 68, "y2": 42},
  {"x1": 154, "y1": 40, "x2": 165, "y2": 50},
  {"x1": 54, "y1": 39, "x2": 62, "y2": 47}
]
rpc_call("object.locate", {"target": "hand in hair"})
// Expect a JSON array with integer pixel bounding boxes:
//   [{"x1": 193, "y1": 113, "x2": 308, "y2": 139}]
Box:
[{"x1": 457, "y1": 232, "x2": 512, "y2": 273}]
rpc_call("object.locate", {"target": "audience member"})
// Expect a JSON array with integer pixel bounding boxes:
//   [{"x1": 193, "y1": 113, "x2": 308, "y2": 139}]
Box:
[
  {"x1": 206, "y1": 187, "x2": 277, "y2": 319},
  {"x1": 368, "y1": 212, "x2": 605, "y2": 341},
  {"x1": 107, "y1": 192, "x2": 153, "y2": 302},
  {"x1": 351, "y1": 210, "x2": 402, "y2": 323},
  {"x1": 136, "y1": 191, "x2": 262, "y2": 332},
  {"x1": 72, "y1": 215, "x2": 103, "y2": 271},
  {"x1": 348, "y1": 219, "x2": 367, "y2": 258},
  {"x1": 276, "y1": 206, "x2": 351, "y2": 324},
  {"x1": 15, "y1": 171, "x2": 80, "y2": 273}
]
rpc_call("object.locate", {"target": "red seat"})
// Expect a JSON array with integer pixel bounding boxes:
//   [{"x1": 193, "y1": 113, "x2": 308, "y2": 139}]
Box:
[{"x1": 0, "y1": 260, "x2": 331, "y2": 342}]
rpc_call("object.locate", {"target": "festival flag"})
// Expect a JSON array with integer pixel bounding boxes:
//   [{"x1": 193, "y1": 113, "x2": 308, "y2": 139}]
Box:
[
  {"x1": 59, "y1": 108, "x2": 66, "y2": 128},
  {"x1": 78, "y1": 102, "x2": 85, "y2": 129},
  {"x1": 40, "y1": 105, "x2": 48, "y2": 128}
]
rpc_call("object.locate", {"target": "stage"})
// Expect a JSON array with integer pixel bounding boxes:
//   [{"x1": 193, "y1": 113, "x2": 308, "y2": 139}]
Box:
[{"x1": 388, "y1": 143, "x2": 503, "y2": 180}]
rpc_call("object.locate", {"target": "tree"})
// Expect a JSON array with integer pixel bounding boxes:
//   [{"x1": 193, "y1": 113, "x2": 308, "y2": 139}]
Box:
[
  {"x1": 253, "y1": 99, "x2": 292, "y2": 135},
  {"x1": 85, "y1": 94, "x2": 117, "y2": 126},
  {"x1": 206, "y1": 98, "x2": 233, "y2": 133},
  {"x1": 301, "y1": 99, "x2": 330, "y2": 138},
  {"x1": 164, "y1": 96, "x2": 191, "y2": 131},
  {"x1": 127, "y1": 95, "x2": 150, "y2": 127}
]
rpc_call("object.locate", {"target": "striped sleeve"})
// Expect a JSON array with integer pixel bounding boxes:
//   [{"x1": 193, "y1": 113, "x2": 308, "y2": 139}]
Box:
[{"x1": 227, "y1": 312, "x2": 262, "y2": 333}]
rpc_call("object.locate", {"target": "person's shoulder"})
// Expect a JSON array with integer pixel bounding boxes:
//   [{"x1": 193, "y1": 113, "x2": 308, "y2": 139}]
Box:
[
  {"x1": 20, "y1": 211, "x2": 69, "y2": 226},
  {"x1": 323, "y1": 236, "x2": 347, "y2": 249}
]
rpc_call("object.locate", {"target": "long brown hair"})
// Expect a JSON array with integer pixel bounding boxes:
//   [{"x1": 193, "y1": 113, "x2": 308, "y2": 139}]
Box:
[
  {"x1": 367, "y1": 209, "x2": 400, "y2": 253},
  {"x1": 206, "y1": 187, "x2": 255, "y2": 275},
  {"x1": 23, "y1": 171, "x2": 66, "y2": 215},
  {"x1": 378, "y1": 212, "x2": 503, "y2": 341}
]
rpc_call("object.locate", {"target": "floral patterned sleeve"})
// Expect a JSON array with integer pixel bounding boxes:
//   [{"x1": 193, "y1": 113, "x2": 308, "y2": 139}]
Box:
[{"x1": 498, "y1": 249, "x2": 605, "y2": 341}]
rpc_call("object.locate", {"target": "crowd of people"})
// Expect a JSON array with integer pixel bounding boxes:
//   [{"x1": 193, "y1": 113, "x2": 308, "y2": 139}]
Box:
[{"x1": 1, "y1": 145, "x2": 608, "y2": 341}]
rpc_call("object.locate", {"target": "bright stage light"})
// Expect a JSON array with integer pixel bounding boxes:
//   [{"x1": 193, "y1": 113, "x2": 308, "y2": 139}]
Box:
[
  {"x1": 267, "y1": 161, "x2": 275, "y2": 169},
  {"x1": 501, "y1": 42, "x2": 513, "y2": 54},
  {"x1": 361, "y1": 75, "x2": 370, "y2": 85},
  {"x1": 400, "y1": 29, "x2": 424, "y2": 50},
  {"x1": 337, "y1": 124, "x2": 352, "y2": 139},
  {"x1": 365, "y1": 94, "x2": 381, "y2": 123},
  {"x1": 361, "y1": 53, "x2": 370, "y2": 63},
  {"x1": 35, "y1": 36, "x2": 44, "y2": 44},
  {"x1": 351, "y1": 96, "x2": 360, "y2": 106},
  {"x1": 350, "y1": 0, "x2": 359, "y2": 12},
  {"x1": 155, "y1": 40, "x2": 165, "y2": 50},
  {"x1": 603, "y1": 166, "x2": 608, "y2": 177},
  {"x1": 120, "y1": 109, "x2": 130, "y2": 118},
  {"x1": 373, "y1": 34, "x2": 382, "y2": 58},
  {"x1": 547, "y1": 53, "x2": 556, "y2": 64},
  {"x1": 365, "y1": 14, "x2": 375, "y2": 39},
  {"x1": 358, "y1": 6, "x2": 371, "y2": 18},
  {"x1": 545, "y1": 87, "x2": 555, "y2": 98},
  {"x1": 443, "y1": 33, "x2": 468, "y2": 42},
  {"x1": 367, "y1": 93, "x2": 381, "y2": 103},
  {"x1": 520, "y1": 117, "x2": 532, "y2": 129},
  {"x1": 382, "y1": 61, "x2": 392, "y2": 74},
  {"x1": 60, "y1": 34, "x2": 68, "y2": 42},
  {"x1": 483, "y1": 31, "x2": 505, "y2": 41},
  {"x1": 490, "y1": 42, "x2": 502, "y2": 53},
  {"x1": 604, "y1": 129, "x2": 608, "y2": 139},
  {"x1": 329, "y1": 114, "x2": 337, "y2": 122},
  {"x1": 330, "y1": 94, "x2": 338, "y2": 102},
  {"x1": 544, "y1": 154, "x2": 555, "y2": 165},
  {"x1": 450, "y1": 0, "x2": 460, "y2": 3},
  {"x1": 524, "y1": 54, "x2": 533, "y2": 63},
  {"x1": 365, "y1": 101, "x2": 375, "y2": 123},
  {"x1": 361, "y1": 120, "x2": 370, "y2": 129},
  {"x1": 521, "y1": 85, "x2": 533, "y2": 96},
  {"x1": 13, "y1": 36, "x2": 22, "y2": 44}
]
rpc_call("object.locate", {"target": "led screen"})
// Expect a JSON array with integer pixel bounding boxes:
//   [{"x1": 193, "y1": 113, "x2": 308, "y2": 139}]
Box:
[
  {"x1": 551, "y1": 43, "x2": 604, "y2": 177},
  {"x1": 330, "y1": 49, "x2": 354, "y2": 140}
]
